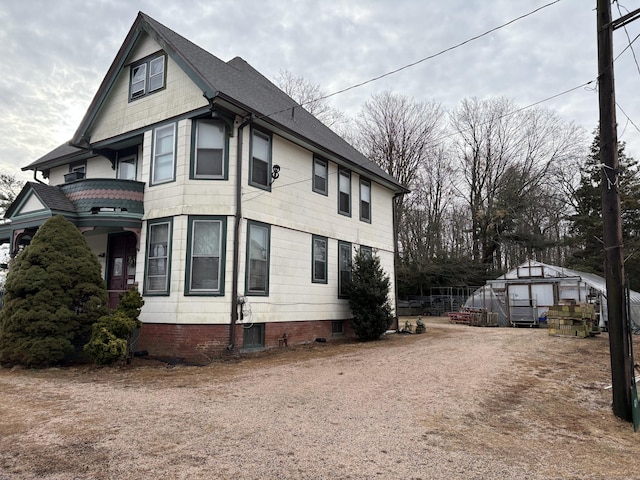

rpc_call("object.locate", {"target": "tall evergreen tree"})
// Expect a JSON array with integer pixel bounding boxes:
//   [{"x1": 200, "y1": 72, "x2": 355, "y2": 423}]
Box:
[
  {"x1": 567, "y1": 132, "x2": 640, "y2": 289},
  {"x1": 348, "y1": 249, "x2": 393, "y2": 341},
  {"x1": 0, "y1": 215, "x2": 108, "y2": 366}
]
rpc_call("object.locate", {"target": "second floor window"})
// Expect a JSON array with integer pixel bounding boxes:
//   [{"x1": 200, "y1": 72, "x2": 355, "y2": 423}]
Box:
[
  {"x1": 250, "y1": 129, "x2": 271, "y2": 190},
  {"x1": 313, "y1": 157, "x2": 328, "y2": 195},
  {"x1": 130, "y1": 53, "x2": 166, "y2": 100},
  {"x1": 151, "y1": 124, "x2": 176, "y2": 185},
  {"x1": 338, "y1": 169, "x2": 351, "y2": 216},
  {"x1": 193, "y1": 120, "x2": 226, "y2": 179},
  {"x1": 360, "y1": 179, "x2": 371, "y2": 223}
]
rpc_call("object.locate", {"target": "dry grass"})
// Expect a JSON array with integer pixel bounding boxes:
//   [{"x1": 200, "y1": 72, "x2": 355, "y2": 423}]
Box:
[{"x1": 1, "y1": 318, "x2": 639, "y2": 479}]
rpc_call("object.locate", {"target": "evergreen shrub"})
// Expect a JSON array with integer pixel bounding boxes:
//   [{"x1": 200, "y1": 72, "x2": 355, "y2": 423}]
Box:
[{"x1": 348, "y1": 248, "x2": 393, "y2": 341}]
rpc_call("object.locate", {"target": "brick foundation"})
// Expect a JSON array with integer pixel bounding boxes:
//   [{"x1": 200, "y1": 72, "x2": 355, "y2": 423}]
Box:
[{"x1": 135, "y1": 319, "x2": 355, "y2": 364}]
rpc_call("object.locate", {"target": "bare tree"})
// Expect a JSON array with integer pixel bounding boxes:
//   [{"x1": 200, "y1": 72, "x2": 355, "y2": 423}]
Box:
[
  {"x1": 400, "y1": 145, "x2": 455, "y2": 263},
  {"x1": 354, "y1": 91, "x2": 445, "y2": 191},
  {"x1": 450, "y1": 97, "x2": 585, "y2": 270},
  {"x1": 274, "y1": 70, "x2": 347, "y2": 130},
  {"x1": 0, "y1": 174, "x2": 24, "y2": 216}
]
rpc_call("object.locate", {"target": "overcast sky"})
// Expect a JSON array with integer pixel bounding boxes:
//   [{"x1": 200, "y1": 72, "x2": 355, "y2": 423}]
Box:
[{"x1": 1, "y1": 0, "x2": 639, "y2": 183}]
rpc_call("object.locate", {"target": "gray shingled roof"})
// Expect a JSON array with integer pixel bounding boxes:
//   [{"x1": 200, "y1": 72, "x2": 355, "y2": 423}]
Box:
[
  {"x1": 23, "y1": 143, "x2": 85, "y2": 171},
  {"x1": 140, "y1": 13, "x2": 405, "y2": 191},
  {"x1": 3, "y1": 181, "x2": 76, "y2": 221},
  {"x1": 28, "y1": 182, "x2": 76, "y2": 213},
  {"x1": 25, "y1": 12, "x2": 407, "y2": 193}
]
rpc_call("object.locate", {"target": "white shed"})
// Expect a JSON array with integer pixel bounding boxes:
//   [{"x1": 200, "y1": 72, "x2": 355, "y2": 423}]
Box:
[{"x1": 465, "y1": 260, "x2": 640, "y2": 328}]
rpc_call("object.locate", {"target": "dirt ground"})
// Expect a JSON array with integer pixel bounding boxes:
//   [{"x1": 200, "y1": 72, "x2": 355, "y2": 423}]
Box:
[{"x1": 1, "y1": 317, "x2": 640, "y2": 479}]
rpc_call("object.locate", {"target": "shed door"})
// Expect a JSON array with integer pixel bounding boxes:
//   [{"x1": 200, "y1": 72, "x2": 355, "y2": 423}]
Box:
[{"x1": 531, "y1": 283, "x2": 555, "y2": 307}]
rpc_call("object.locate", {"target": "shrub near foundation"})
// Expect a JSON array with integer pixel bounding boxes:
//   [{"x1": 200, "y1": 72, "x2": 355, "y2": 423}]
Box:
[
  {"x1": 85, "y1": 288, "x2": 143, "y2": 365},
  {"x1": 348, "y1": 248, "x2": 393, "y2": 341},
  {"x1": 0, "y1": 215, "x2": 108, "y2": 366}
]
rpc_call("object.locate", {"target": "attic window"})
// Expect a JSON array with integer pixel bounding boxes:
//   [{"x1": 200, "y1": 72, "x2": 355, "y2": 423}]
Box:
[{"x1": 129, "y1": 53, "x2": 166, "y2": 101}]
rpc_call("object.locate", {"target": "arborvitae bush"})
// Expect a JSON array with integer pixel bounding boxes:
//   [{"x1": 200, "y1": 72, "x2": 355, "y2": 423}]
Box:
[
  {"x1": 348, "y1": 248, "x2": 393, "y2": 341},
  {"x1": 84, "y1": 287, "x2": 144, "y2": 365},
  {"x1": 0, "y1": 215, "x2": 108, "y2": 366}
]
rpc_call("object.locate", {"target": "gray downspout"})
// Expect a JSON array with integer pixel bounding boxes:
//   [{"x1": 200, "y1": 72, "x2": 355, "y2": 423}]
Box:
[
  {"x1": 229, "y1": 116, "x2": 253, "y2": 351},
  {"x1": 33, "y1": 169, "x2": 46, "y2": 185}
]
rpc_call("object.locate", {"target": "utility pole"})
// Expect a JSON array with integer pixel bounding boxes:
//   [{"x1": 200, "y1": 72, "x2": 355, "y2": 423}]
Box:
[{"x1": 596, "y1": 0, "x2": 637, "y2": 422}]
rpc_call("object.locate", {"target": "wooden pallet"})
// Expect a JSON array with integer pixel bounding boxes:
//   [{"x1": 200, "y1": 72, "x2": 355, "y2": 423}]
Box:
[{"x1": 448, "y1": 311, "x2": 473, "y2": 324}]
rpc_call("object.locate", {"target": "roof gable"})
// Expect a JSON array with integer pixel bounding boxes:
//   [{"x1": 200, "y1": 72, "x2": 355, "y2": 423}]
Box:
[
  {"x1": 5, "y1": 182, "x2": 76, "y2": 220},
  {"x1": 52, "y1": 12, "x2": 407, "y2": 193}
]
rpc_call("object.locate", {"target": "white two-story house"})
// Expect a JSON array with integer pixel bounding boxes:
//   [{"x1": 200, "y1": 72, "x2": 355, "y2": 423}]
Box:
[{"x1": 0, "y1": 12, "x2": 408, "y2": 362}]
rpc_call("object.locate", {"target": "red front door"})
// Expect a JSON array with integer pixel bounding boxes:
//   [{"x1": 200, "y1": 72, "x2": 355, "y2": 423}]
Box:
[{"x1": 107, "y1": 233, "x2": 137, "y2": 308}]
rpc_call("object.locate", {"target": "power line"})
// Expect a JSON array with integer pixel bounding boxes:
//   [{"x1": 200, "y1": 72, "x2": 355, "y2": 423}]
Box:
[
  {"x1": 241, "y1": 79, "x2": 596, "y2": 203},
  {"x1": 257, "y1": 0, "x2": 562, "y2": 122},
  {"x1": 615, "y1": 2, "x2": 640, "y2": 75}
]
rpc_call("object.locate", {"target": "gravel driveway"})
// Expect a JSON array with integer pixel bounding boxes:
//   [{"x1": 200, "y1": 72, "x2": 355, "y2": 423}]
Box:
[{"x1": 0, "y1": 318, "x2": 638, "y2": 479}]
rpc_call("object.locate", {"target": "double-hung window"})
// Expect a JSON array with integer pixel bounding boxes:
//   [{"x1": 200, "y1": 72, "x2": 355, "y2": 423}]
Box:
[
  {"x1": 312, "y1": 235, "x2": 328, "y2": 283},
  {"x1": 250, "y1": 129, "x2": 271, "y2": 190},
  {"x1": 130, "y1": 53, "x2": 166, "y2": 100},
  {"x1": 246, "y1": 221, "x2": 270, "y2": 295},
  {"x1": 338, "y1": 169, "x2": 351, "y2": 216},
  {"x1": 360, "y1": 178, "x2": 371, "y2": 223},
  {"x1": 338, "y1": 241, "x2": 352, "y2": 298},
  {"x1": 193, "y1": 120, "x2": 226, "y2": 179},
  {"x1": 145, "y1": 218, "x2": 172, "y2": 295},
  {"x1": 151, "y1": 124, "x2": 176, "y2": 185},
  {"x1": 186, "y1": 216, "x2": 226, "y2": 295},
  {"x1": 313, "y1": 157, "x2": 328, "y2": 195}
]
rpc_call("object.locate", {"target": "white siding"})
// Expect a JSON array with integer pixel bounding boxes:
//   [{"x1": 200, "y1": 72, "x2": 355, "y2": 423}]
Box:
[
  {"x1": 49, "y1": 156, "x2": 114, "y2": 185},
  {"x1": 139, "y1": 124, "x2": 398, "y2": 325},
  {"x1": 90, "y1": 33, "x2": 208, "y2": 144}
]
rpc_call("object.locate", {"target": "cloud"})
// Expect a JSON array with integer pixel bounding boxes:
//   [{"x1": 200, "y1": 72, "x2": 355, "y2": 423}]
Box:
[{"x1": 1, "y1": 0, "x2": 639, "y2": 181}]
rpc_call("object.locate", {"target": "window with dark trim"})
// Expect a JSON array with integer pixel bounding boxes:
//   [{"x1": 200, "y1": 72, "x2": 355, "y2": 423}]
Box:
[
  {"x1": 360, "y1": 178, "x2": 371, "y2": 223},
  {"x1": 151, "y1": 123, "x2": 176, "y2": 185},
  {"x1": 313, "y1": 157, "x2": 328, "y2": 195},
  {"x1": 185, "y1": 216, "x2": 226, "y2": 295},
  {"x1": 312, "y1": 235, "x2": 328, "y2": 284},
  {"x1": 250, "y1": 128, "x2": 272, "y2": 190},
  {"x1": 192, "y1": 119, "x2": 227, "y2": 179},
  {"x1": 246, "y1": 221, "x2": 270, "y2": 295},
  {"x1": 338, "y1": 169, "x2": 351, "y2": 216},
  {"x1": 360, "y1": 245, "x2": 373, "y2": 260},
  {"x1": 130, "y1": 53, "x2": 166, "y2": 100},
  {"x1": 144, "y1": 218, "x2": 172, "y2": 295},
  {"x1": 338, "y1": 240, "x2": 352, "y2": 298}
]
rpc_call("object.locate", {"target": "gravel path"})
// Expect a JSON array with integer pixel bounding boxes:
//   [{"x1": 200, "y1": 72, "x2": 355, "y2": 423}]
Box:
[{"x1": 1, "y1": 319, "x2": 638, "y2": 479}]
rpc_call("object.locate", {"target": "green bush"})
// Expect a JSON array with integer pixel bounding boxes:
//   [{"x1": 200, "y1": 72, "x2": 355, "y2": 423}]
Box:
[
  {"x1": 0, "y1": 215, "x2": 108, "y2": 366},
  {"x1": 348, "y1": 248, "x2": 393, "y2": 341},
  {"x1": 84, "y1": 288, "x2": 143, "y2": 365}
]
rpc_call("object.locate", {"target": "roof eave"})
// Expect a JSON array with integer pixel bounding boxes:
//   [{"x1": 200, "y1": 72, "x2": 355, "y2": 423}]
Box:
[{"x1": 213, "y1": 93, "x2": 409, "y2": 194}]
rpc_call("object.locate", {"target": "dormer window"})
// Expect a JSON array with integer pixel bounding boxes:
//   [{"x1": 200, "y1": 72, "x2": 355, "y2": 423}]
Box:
[{"x1": 129, "y1": 53, "x2": 166, "y2": 101}]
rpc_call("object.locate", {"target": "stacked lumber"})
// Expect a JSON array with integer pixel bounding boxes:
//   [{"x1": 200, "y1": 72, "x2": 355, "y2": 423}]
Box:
[
  {"x1": 468, "y1": 308, "x2": 498, "y2": 327},
  {"x1": 546, "y1": 302, "x2": 598, "y2": 338},
  {"x1": 448, "y1": 307, "x2": 498, "y2": 327},
  {"x1": 448, "y1": 311, "x2": 472, "y2": 324}
]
